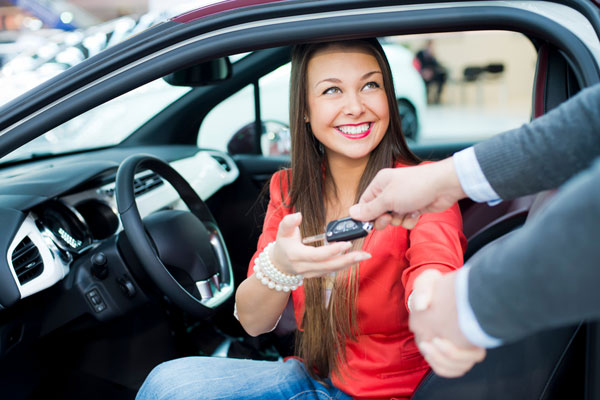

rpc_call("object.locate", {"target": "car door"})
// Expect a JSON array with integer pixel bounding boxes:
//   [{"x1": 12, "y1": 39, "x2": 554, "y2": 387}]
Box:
[{"x1": 1, "y1": 2, "x2": 600, "y2": 399}]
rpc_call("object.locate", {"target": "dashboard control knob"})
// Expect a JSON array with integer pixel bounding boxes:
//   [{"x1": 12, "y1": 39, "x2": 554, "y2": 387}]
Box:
[
  {"x1": 117, "y1": 277, "x2": 136, "y2": 298},
  {"x1": 91, "y1": 252, "x2": 108, "y2": 280}
]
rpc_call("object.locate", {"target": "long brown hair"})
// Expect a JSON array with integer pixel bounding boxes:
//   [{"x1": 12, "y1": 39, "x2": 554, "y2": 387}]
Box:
[{"x1": 286, "y1": 38, "x2": 419, "y2": 380}]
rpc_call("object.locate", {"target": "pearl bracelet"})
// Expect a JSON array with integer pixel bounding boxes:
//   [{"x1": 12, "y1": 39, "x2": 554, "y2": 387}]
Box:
[{"x1": 254, "y1": 242, "x2": 303, "y2": 292}]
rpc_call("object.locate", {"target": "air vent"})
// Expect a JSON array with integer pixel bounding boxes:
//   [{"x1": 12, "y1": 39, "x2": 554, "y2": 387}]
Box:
[
  {"x1": 134, "y1": 172, "x2": 163, "y2": 196},
  {"x1": 210, "y1": 154, "x2": 231, "y2": 172},
  {"x1": 11, "y1": 237, "x2": 44, "y2": 285}
]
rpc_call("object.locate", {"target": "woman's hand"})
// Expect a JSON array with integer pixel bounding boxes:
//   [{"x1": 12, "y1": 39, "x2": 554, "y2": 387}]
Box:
[{"x1": 270, "y1": 212, "x2": 371, "y2": 278}]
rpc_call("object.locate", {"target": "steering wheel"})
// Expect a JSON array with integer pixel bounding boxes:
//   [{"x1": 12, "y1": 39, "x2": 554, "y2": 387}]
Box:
[{"x1": 115, "y1": 154, "x2": 233, "y2": 318}]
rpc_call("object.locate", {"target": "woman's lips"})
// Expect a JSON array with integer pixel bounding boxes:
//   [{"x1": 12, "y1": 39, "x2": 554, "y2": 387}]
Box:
[{"x1": 335, "y1": 122, "x2": 372, "y2": 139}]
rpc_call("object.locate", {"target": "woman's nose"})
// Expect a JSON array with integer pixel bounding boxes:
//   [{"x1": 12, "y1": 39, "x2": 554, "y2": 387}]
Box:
[{"x1": 343, "y1": 92, "x2": 365, "y2": 116}]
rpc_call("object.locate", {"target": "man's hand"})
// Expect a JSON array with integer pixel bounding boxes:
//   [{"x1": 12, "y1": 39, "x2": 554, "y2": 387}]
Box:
[
  {"x1": 409, "y1": 271, "x2": 487, "y2": 377},
  {"x1": 349, "y1": 158, "x2": 466, "y2": 230},
  {"x1": 418, "y1": 338, "x2": 486, "y2": 378}
]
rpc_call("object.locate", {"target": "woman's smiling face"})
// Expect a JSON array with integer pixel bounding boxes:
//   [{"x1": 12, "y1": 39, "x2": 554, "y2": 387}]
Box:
[{"x1": 306, "y1": 44, "x2": 389, "y2": 164}]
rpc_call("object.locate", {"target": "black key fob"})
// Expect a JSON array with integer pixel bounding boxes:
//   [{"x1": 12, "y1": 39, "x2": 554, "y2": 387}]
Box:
[{"x1": 325, "y1": 217, "x2": 374, "y2": 242}]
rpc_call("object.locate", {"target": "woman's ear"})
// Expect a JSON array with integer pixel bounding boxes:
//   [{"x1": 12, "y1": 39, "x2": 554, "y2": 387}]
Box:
[{"x1": 304, "y1": 115, "x2": 309, "y2": 123}]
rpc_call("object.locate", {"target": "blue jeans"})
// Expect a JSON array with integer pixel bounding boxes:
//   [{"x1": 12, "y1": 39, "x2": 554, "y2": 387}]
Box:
[{"x1": 136, "y1": 356, "x2": 353, "y2": 400}]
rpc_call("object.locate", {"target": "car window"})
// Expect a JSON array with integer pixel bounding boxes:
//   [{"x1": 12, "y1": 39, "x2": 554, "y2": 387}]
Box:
[
  {"x1": 199, "y1": 84, "x2": 256, "y2": 152},
  {"x1": 397, "y1": 31, "x2": 536, "y2": 145},
  {"x1": 198, "y1": 31, "x2": 536, "y2": 155},
  {"x1": 198, "y1": 63, "x2": 290, "y2": 154}
]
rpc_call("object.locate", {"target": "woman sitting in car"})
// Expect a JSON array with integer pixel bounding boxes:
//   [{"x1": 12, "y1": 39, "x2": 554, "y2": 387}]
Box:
[{"x1": 137, "y1": 38, "x2": 467, "y2": 400}]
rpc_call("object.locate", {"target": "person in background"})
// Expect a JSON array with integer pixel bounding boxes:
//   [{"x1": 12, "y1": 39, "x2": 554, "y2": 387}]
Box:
[{"x1": 415, "y1": 40, "x2": 448, "y2": 104}]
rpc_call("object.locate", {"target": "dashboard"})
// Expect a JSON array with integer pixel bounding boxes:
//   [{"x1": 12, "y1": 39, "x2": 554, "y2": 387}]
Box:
[{"x1": 0, "y1": 146, "x2": 238, "y2": 311}]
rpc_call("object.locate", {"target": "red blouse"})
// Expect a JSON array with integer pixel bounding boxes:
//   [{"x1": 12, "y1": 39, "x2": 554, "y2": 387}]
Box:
[{"x1": 247, "y1": 165, "x2": 466, "y2": 400}]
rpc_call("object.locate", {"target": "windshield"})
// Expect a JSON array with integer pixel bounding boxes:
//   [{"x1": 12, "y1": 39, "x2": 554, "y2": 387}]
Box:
[
  {"x1": 3, "y1": 78, "x2": 191, "y2": 163},
  {"x1": 2, "y1": 50, "x2": 254, "y2": 164}
]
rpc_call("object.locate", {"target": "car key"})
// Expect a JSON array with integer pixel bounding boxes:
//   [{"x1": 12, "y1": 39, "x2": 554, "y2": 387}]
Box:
[{"x1": 302, "y1": 216, "x2": 374, "y2": 244}]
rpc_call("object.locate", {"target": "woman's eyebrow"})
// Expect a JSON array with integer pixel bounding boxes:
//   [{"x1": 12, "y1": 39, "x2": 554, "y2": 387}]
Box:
[
  {"x1": 315, "y1": 77, "x2": 341, "y2": 88},
  {"x1": 314, "y1": 71, "x2": 383, "y2": 88},
  {"x1": 362, "y1": 70, "x2": 383, "y2": 80}
]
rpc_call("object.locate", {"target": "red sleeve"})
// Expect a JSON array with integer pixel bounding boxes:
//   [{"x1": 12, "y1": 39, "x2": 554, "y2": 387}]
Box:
[
  {"x1": 401, "y1": 202, "x2": 467, "y2": 309},
  {"x1": 247, "y1": 169, "x2": 293, "y2": 278}
]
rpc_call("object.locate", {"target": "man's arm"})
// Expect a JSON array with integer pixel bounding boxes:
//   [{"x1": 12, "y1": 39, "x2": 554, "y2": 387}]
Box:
[
  {"x1": 413, "y1": 158, "x2": 600, "y2": 344},
  {"x1": 466, "y1": 157, "x2": 600, "y2": 341},
  {"x1": 409, "y1": 158, "x2": 600, "y2": 376},
  {"x1": 475, "y1": 84, "x2": 600, "y2": 200}
]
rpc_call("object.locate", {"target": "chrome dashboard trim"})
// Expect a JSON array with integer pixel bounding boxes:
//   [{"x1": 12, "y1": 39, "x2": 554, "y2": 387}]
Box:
[{"x1": 7, "y1": 214, "x2": 70, "y2": 299}]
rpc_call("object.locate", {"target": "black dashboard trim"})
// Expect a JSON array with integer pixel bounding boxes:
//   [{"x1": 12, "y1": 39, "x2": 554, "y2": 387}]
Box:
[{"x1": 0, "y1": 161, "x2": 119, "y2": 211}]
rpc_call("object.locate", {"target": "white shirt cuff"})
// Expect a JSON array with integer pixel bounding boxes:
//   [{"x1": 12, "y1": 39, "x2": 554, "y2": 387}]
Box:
[
  {"x1": 455, "y1": 265, "x2": 503, "y2": 348},
  {"x1": 453, "y1": 147, "x2": 501, "y2": 204}
]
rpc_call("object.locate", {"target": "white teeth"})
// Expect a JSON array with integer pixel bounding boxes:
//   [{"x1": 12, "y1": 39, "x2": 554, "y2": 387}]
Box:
[{"x1": 338, "y1": 123, "x2": 370, "y2": 135}]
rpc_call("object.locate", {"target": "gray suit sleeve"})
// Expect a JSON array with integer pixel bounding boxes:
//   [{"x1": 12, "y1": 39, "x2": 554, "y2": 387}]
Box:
[
  {"x1": 467, "y1": 158, "x2": 600, "y2": 342},
  {"x1": 474, "y1": 84, "x2": 600, "y2": 200}
]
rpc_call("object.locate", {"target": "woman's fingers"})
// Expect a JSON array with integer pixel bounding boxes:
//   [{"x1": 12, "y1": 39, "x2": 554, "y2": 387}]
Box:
[
  {"x1": 277, "y1": 212, "x2": 302, "y2": 239},
  {"x1": 274, "y1": 212, "x2": 373, "y2": 277},
  {"x1": 411, "y1": 269, "x2": 442, "y2": 311},
  {"x1": 298, "y1": 241, "x2": 352, "y2": 261},
  {"x1": 295, "y1": 251, "x2": 371, "y2": 278}
]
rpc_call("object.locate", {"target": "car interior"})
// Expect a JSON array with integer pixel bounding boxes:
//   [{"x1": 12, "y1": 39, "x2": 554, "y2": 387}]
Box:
[{"x1": 0, "y1": 1, "x2": 599, "y2": 399}]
